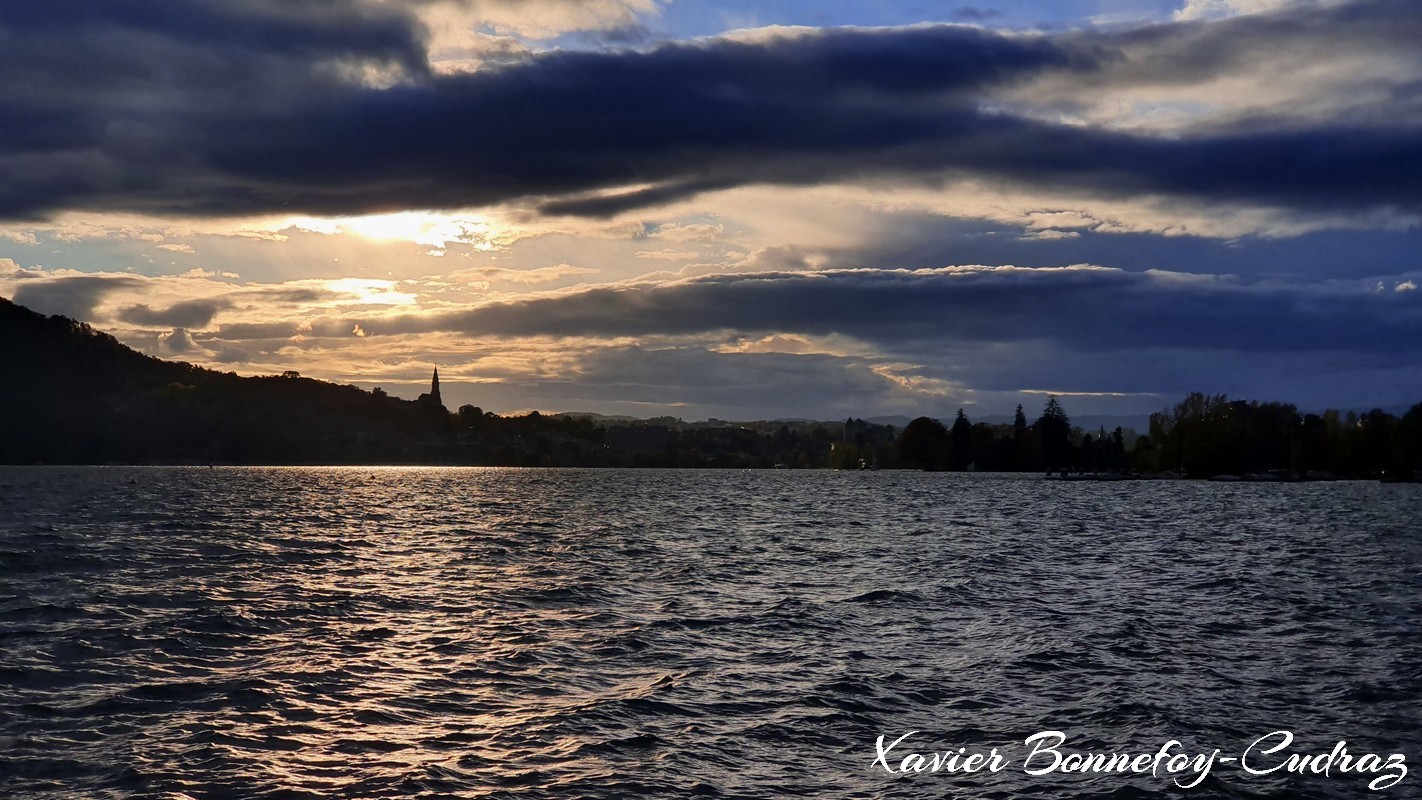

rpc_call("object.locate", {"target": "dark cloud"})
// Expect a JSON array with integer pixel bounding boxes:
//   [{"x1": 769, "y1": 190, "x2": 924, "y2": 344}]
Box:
[
  {"x1": 157, "y1": 326, "x2": 202, "y2": 355},
  {"x1": 10, "y1": 275, "x2": 141, "y2": 319},
  {"x1": 426, "y1": 338, "x2": 1419, "y2": 420},
  {"x1": 154, "y1": 325, "x2": 255, "y2": 361},
  {"x1": 1068, "y1": 1, "x2": 1422, "y2": 93},
  {"x1": 2, "y1": 0, "x2": 1416, "y2": 220},
  {"x1": 119, "y1": 299, "x2": 231, "y2": 328},
  {"x1": 192, "y1": 24, "x2": 1084, "y2": 216},
  {"x1": 215, "y1": 320, "x2": 309, "y2": 341},
  {"x1": 821, "y1": 214, "x2": 1422, "y2": 282},
  {"x1": 460, "y1": 346, "x2": 903, "y2": 419},
  {"x1": 216, "y1": 267, "x2": 1422, "y2": 359},
  {"x1": 236, "y1": 288, "x2": 341, "y2": 304},
  {"x1": 210, "y1": 341, "x2": 252, "y2": 364},
  {"x1": 0, "y1": 0, "x2": 426, "y2": 219}
]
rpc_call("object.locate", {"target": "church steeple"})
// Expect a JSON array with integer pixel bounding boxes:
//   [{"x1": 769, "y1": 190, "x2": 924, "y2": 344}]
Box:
[{"x1": 430, "y1": 367, "x2": 442, "y2": 407}]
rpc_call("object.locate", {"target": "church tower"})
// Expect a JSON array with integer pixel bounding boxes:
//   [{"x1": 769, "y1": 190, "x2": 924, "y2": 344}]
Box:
[{"x1": 430, "y1": 367, "x2": 442, "y2": 408}]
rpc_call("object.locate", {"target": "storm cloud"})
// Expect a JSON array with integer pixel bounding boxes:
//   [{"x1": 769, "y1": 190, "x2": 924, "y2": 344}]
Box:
[
  {"x1": 216, "y1": 266, "x2": 1422, "y2": 358},
  {"x1": 0, "y1": 0, "x2": 1419, "y2": 219}
]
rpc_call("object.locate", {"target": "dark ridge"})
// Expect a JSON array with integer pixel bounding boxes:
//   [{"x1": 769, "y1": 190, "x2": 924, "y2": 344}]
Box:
[{"x1": 0, "y1": 296, "x2": 449, "y2": 464}]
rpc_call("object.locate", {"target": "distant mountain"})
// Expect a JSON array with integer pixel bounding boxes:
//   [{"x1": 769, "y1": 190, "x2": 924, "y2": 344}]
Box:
[
  {"x1": 857, "y1": 415, "x2": 908, "y2": 428},
  {"x1": 0, "y1": 297, "x2": 449, "y2": 464}
]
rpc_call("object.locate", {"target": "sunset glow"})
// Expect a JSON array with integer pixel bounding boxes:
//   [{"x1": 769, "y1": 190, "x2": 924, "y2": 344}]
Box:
[{"x1": 0, "y1": 0, "x2": 1417, "y2": 420}]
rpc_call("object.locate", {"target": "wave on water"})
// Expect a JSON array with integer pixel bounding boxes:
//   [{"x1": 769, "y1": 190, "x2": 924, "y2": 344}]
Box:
[{"x1": 2, "y1": 467, "x2": 1419, "y2": 799}]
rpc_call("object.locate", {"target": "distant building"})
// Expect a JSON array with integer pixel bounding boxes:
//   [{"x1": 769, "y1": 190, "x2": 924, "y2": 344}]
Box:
[{"x1": 417, "y1": 367, "x2": 445, "y2": 411}]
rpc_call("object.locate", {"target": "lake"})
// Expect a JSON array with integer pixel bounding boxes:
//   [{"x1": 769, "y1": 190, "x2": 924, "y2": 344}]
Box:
[{"x1": 2, "y1": 467, "x2": 1419, "y2": 798}]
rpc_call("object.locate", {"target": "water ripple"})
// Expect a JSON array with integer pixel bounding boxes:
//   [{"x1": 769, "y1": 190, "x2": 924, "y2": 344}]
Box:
[{"x1": 1, "y1": 467, "x2": 1419, "y2": 799}]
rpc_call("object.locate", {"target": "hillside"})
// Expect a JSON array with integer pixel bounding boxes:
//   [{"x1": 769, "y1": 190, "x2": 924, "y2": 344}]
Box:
[{"x1": 0, "y1": 297, "x2": 450, "y2": 464}]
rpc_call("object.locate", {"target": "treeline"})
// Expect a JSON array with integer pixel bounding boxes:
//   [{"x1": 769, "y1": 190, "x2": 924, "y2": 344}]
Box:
[
  {"x1": 1138, "y1": 393, "x2": 1422, "y2": 479},
  {"x1": 450, "y1": 406, "x2": 899, "y2": 469},
  {"x1": 896, "y1": 397, "x2": 1126, "y2": 473},
  {"x1": 896, "y1": 394, "x2": 1422, "y2": 480}
]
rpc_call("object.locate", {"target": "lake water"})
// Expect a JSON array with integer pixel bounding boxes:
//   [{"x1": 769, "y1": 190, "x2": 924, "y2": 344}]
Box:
[{"x1": 1, "y1": 467, "x2": 1419, "y2": 799}]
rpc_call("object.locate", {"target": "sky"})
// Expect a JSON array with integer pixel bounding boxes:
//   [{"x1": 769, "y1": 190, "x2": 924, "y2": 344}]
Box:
[{"x1": 1, "y1": 0, "x2": 1419, "y2": 421}]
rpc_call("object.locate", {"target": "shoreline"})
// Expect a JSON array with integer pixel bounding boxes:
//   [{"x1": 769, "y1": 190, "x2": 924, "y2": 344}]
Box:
[{"x1": 1, "y1": 463, "x2": 1415, "y2": 483}]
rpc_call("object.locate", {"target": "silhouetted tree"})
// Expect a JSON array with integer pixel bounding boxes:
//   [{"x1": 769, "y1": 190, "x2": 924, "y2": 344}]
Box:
[
  {"x1": 1109, "y1": 427, "x2": 1127, "y2": 471},
  {"x1": 1011, "y1": 403, "x2": 1038, "y2": 470},
  {"x1": 899, "y1": 416, "x2": 951, "y2": 471},
  {"x1": 1401, "y1": 403, "x2": 1422, "y2": 475},
  {"x1": 1133, "y1": 433, "x2": 1156, "y2": 471},
  {"x1": 1037, "y1": 396, "x2": 1072, "y2": 470},
  {"x1": 950, "y1": 409, "x2": 973, "y2": 470}
]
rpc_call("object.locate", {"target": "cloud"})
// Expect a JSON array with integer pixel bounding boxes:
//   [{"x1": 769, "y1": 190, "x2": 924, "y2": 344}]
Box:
[
  {"x1": 1021, "y1": 229, "x2": 1080, "y2": 241},
  {"x1": 210, "y1": 266, "x2": 1422, "y2": 360},
  {"x1": 482, "y1": 345, "x2": 909, "y2": 418},
  {"x1": 871, "y1": 362, "x2": 965, "y2": 398},
  {"x1": 0, "y1": 267, "x2": 373, "y2": 334},
  {"x1": 181, "y1": 268, "x2": 241, "y2": 279},
  {"x1": 6, "y1": 3, "x2": 1416, "y2": 224},
  {"x1": 243, "y1": 287, "x2": 339, "y2": 303},
  {"x1": 157, "y1": 326, "x2": 204, "y2": 355},
  {"x1": 1174, "y1": 0, "x2": 1319, "y2": 21},
  {"x1": 118, "y1": 299, "x2": 232, "y2": 328},
  {"x1": 211, "y1": 341, "x2": 252, "y2": 363},
  {"x1": 199, "y1": 24, "x2": 1091, "y2": 217},
  {"x1": 2, "y1": 230, "x2": 39, "y2": 245},
  {"x1": 416, "y1": 0, "x2": 663, "y2": 42},
  {"x1": 711, "y1": 332, "x2": 875, "y2": 357},
  {"x1": 1034, "y1": 1, "x2": 1422, "y2": 133},
  {"x1": 10, "y1": 275, "x2": 142, "y2": 319},
  {"x1": 647, "y1": 222, "x2": 725, "y2": 243},
  {"x1": 9, "y1": 259, "x2": 1415, "y2": 416},
  {"x1": 635, "y1": 249, "x2": 701, "y2": 261}
]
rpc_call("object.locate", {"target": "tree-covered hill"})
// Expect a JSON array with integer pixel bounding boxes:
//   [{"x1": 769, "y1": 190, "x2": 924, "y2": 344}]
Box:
[{"x1": 0, "y1": 297, "x2": 449, "y2": 464}]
